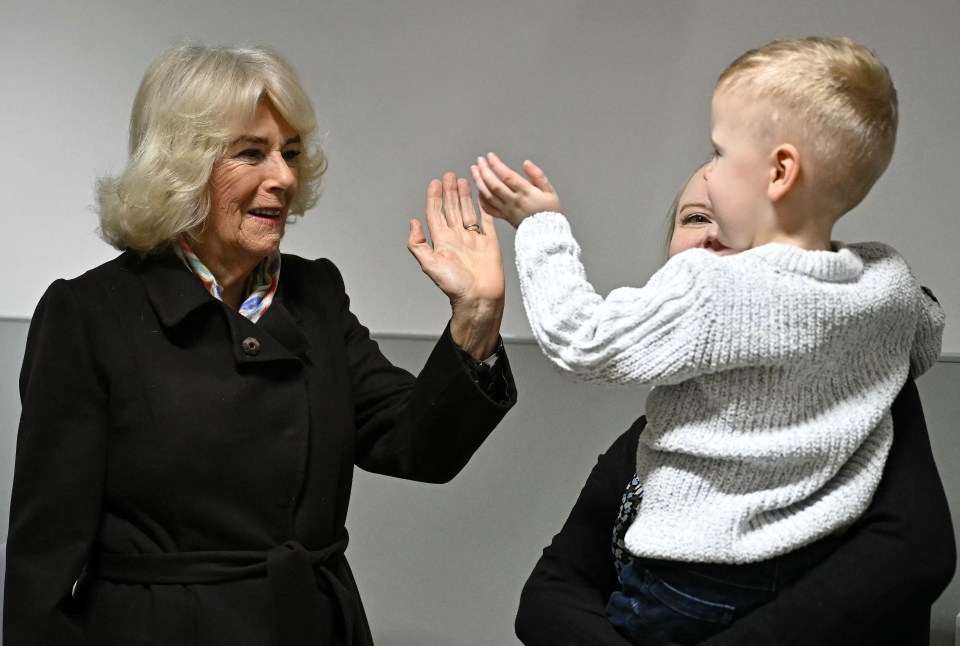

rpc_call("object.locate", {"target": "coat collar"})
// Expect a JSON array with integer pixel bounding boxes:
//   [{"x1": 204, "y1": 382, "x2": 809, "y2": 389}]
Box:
[
  {"x1": 130, "y1": 250, "x2": 310, "y2": 361},
  {"x1": 132, "y1": 250, "x2": 216, "y2": 328}
]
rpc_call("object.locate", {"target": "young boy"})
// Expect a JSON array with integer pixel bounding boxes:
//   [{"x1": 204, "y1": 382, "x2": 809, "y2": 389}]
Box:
[{"x1": 472, "y1": 37, "x2": 944, "y2": 645}]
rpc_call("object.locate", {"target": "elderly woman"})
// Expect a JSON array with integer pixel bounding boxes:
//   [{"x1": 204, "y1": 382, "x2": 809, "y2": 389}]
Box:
[
  {"x1": 514, "y1": 167, "x2": 955, "y2": 645},
  {"x1": 4, "y1": 44, "x2": 515, "y2": 645}
]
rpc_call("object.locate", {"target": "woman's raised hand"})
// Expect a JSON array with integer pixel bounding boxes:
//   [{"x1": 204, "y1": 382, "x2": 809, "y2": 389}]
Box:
[{"x1": 408, "y1": 172, "x2": 504, "y2": 360}]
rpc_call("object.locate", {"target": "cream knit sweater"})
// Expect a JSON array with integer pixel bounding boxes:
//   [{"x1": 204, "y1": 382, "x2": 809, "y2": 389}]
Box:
[{"x1": 515, "y1": 212, "x2": 944, "y2": 564}]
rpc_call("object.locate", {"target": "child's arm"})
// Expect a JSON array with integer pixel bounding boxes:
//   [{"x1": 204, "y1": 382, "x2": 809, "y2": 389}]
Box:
[
  {"x1": 471, "y1": 153, "x2": 562, "y2": 228},
  {"x1": 512, "y1": 210, "x2": 720, "y2": 386},
  {"x1": 473, "y1": 154, "x2": 713, "y2": 386},
  {"x1": 473, "y1": 153, "x2": 715, "y2": 386}
]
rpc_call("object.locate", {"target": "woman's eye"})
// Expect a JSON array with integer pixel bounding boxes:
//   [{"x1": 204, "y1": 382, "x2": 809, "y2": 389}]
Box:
[
  {"x1": 238, "y1": 148, "x2": 264, "y2": 160},
  {"x1": 681, "y1": 212, "x2": 712, "y2": 225},
  {"x1": 282, "y1": 149, "x2": 301, "y2": 162}
]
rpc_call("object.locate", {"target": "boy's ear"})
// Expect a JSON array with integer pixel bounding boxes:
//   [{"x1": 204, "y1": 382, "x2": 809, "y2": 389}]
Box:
[{"x1": 768, "y1": 144, "x2": 800, "y2": 202}]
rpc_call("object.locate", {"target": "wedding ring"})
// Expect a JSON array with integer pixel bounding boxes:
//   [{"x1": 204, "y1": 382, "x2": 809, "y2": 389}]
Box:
[{"x1": 464, "y1": 224, "x2": 481, "y2": 233}]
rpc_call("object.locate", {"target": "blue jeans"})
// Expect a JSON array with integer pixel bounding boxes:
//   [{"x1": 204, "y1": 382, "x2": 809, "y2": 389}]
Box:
[{"x1": 606, "y1": 538, "x2": 838, "y2": 646}]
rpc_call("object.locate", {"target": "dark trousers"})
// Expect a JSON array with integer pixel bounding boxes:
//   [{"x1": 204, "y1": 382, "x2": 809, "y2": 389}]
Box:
[{"x1": 607, "y1": 537, "x2": 838, "y2": 646}]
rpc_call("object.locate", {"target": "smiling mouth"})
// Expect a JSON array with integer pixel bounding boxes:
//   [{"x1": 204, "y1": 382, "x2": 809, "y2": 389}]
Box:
[{"x1": 248, "y1": 208, "x2": 283, "y2": 219}]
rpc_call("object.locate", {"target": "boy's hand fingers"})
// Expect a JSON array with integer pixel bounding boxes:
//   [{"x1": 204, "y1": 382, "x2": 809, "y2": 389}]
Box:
[
  {"x1": 477, "y1": 193, "x2": 500, "y2": 218},
  {"x1": 476, "y1": 157, "x2": 509, "y2": 201},
  {"x1": 471, "y1": 164, "x2": 495, "y2": 203},
  {"x1": 523, "y1": 159, "x2": 556, "y2": 195},
  {"x1": 486, "y1": 152, "x2": 526, "y2": 193}
]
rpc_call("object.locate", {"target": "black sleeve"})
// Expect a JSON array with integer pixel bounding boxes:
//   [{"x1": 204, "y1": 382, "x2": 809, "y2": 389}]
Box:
[
  {"x1": 515, "y1": 418, "x2": 644, "y2": 646},
  {"x1": 4, "y1": 281, "x2": 107, "y2": 645},
  {"x1": 700, "y1": 377, "x2": 956, "y2": 645},
  {"x1": 455, "y1": 339, "x2": 513, "y2": 405},
  {"x1": 319, "y1": 258, "x2": 516, "y2": 484}
]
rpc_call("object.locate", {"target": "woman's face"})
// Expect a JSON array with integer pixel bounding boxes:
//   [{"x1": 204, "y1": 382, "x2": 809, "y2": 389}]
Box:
[
  {"x1": 668, "y1": 170, "x2": 734, "y2": 258},
  {"x1": 201, "y1": 98, "x2": 301, "y2": 269}
]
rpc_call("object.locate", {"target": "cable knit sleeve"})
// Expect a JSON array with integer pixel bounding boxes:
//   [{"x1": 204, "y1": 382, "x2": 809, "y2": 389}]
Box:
[{"x1": 514, "y1": 212, "x2": 719, "y2": 386}]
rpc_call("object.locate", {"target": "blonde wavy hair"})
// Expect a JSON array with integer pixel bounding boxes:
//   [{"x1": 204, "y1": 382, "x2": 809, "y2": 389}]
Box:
[
  {"x1": 717, "y1": 36, "x2": 898, "y2": 218},
  {"x1": 97, "y1": 43, "x2": 327, "y2": 252}
]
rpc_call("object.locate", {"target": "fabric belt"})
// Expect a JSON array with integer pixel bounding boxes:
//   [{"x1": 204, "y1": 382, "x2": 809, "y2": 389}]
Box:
[{"x1": 91, "y1": 537, "x2": 360, "y2": 645}]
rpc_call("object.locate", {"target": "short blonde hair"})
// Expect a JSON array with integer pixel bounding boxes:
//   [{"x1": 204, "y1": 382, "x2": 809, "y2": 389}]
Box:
[
  {"x1": 97, "y1": 43, "x2": 326, "y2": 252},
  {"x1": 717, "y1": 36, "x2": 897, "y2": 216}
]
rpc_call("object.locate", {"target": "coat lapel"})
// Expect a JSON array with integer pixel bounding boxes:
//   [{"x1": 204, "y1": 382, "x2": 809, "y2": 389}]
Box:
[
  {"x1": 134, "y1": 250, "x2": 310, "y2": 364},
  {"x1": 134, "y1": 250, "x2": 215, "y2": 328}
]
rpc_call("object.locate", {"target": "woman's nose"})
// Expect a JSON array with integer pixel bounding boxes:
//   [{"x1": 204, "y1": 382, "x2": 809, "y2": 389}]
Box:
[
  {"x1": 264, "y1": 152, "x2": 296, "y2": 191},
  {"x1": 702, "y1": 224, "x2": 721, "y2": 249}
]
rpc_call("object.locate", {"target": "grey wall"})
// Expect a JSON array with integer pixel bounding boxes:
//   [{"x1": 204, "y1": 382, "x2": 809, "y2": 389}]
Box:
[
  {"x1": 0, "y1": 322, "x2": 28, "y2": 543},
  {"x1": 3, "y1": 0, "x2": 960, "y2": 353},
  {"x1": 1, "y1": 319, "x2": 958, "y2": 644}
]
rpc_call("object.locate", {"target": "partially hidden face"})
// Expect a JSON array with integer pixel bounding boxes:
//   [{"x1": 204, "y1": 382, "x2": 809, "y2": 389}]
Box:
[
  {"x1": 200, "y1": 98, "x2": 302, "y2": 270},
  {"x1": 669, "y1": 169, "x2": 735, "y2": 259},
  {"x1": 702, "y1": 87, "x2": 776, "y2": 251}
]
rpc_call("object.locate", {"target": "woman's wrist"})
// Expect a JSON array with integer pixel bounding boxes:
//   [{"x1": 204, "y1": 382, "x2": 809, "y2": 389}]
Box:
[{"x1": 449, "y1": 298, "x2": 504, "y2": 361}]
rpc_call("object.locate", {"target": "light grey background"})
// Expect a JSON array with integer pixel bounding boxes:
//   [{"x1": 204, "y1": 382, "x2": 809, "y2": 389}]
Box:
[
  {"x1": 3, "y1": 0, "x2": 959, "y2": 644},
  {"x1": 2, "y1": 0, "x2": 959, "y2": 351}
]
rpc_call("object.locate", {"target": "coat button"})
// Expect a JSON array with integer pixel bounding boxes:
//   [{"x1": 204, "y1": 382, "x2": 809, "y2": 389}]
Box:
[{"x1": 242, "y1": 337, "x2": 261, "y2": 356}]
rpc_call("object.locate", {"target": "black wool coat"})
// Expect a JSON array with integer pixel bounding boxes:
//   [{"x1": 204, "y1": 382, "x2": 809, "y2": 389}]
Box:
[{"x1": 4, "y1": 250, "x2": 516, "y2": 645}]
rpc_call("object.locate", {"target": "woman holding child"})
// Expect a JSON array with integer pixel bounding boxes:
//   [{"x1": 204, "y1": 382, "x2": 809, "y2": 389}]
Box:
[
  {"x1": 513, "y1": 165, "x2": 955, "y2": 645},
  {"x1": 478, "y1": 36, "x2": 951, "y2": 645}
]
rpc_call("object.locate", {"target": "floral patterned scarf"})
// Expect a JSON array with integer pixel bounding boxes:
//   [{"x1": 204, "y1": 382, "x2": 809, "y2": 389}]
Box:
[{"x1": 174, "y1": 238, "x2": 280, "y2": 323}]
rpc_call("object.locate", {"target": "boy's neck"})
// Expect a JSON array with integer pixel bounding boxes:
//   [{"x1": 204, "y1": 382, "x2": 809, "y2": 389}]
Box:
[
  {"x1": 760, "y1": 231, "x2": 834, "y2": 251},
  {"x1": 749, "y1": 180, "x2": 838, "y2": 251},
  {"x1": 761, "y1": 204, "x2": 836, "y2": 251}
]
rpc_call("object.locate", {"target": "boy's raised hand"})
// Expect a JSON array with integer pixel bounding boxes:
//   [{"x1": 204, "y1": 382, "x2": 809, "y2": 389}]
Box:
[{"x1": 471, "y1": 152, "x2": 562, "y2": 228}]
